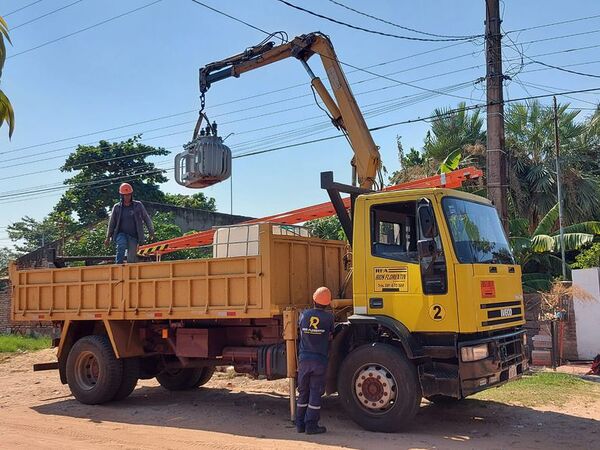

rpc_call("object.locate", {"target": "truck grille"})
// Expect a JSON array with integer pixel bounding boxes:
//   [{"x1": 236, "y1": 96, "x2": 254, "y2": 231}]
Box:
[{"x1": 480, "y1": 301, "x2": 523, "y2": 327}]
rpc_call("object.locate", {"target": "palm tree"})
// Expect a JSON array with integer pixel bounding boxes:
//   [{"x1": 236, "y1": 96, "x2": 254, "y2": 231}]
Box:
[
  {"x1": 423, "y1": 102, "x2": 486, "y2": 162},
  {"x1": 0, "y1": 15, "x2": 14, "y2": 138},
  {"x1": 506, "y1": 101, "x2": 600, "y2": 228},
  {"x1": 510, "y1": 203, "x2": 600, "y2": 292}
]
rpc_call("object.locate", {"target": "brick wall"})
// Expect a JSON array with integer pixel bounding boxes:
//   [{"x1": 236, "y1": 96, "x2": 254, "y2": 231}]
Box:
[
  {"x1": 0, "y1": 279, "x2": 53, "y2": 335},
  {"x1": 0, "y1": 279, "x2": 9, "y2": 333},
  {"x1": 524, "y1": 292, "x2": 579, "y2": 361}
]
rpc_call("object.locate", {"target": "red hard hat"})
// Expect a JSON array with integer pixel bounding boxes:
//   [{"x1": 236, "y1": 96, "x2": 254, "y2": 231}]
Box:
[
  {"x1": 313, "y1": 286, "x2": 332, "y2": 306},
  {"x1": 119, "y1": 183, "x2": 133, "y2": 195}
]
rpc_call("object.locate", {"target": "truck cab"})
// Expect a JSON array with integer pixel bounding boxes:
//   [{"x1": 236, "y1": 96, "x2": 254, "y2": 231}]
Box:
[{"x1": 330, "y1": 187, "x2": 528, "y2": 431}]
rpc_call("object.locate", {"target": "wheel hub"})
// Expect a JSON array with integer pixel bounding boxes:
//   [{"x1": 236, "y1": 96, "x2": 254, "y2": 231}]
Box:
[
  {"x1": 354, "y1": 365, "x2": 396, "y2": 411},
  {"x1": 74, "y1": 351, "x2": 100, "y2": 391}
]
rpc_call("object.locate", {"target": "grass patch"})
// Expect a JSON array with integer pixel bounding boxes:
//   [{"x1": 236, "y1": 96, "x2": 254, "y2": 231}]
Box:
[
  {"x1": 473, "y1": 371, "x2": 600, "y2": 407},
  {"x1": 0, "y1": 334, "x2": 51, "y2": 353}
]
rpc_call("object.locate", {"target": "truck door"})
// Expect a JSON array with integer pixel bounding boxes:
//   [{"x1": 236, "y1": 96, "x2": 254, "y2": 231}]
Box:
[{"x1": 362, "y1": 197, "x2": 459, "y2": 332}]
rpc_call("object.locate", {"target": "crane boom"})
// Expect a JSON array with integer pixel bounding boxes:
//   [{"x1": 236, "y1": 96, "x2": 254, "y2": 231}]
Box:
[{"x1": 199, "y1": 32, "x2": 382, "y2": 189}]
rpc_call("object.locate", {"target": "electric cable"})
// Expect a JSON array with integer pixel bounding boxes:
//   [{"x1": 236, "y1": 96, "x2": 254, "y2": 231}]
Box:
[
  {"x1": 7, "y1": 0, "x2": 163, "y2": 59},
  {"x1": 325, "y1": 0, "x2": 481, "y2": 40},
  {"x1": 10, "y1": 0, "x2": 84, "y2": 31},
  {"x1": 275, "y1": 0, "x2": 480, "y2": 42},
  {"x1": 2, "y1": 0, "x2": 44, "y2": 17}
]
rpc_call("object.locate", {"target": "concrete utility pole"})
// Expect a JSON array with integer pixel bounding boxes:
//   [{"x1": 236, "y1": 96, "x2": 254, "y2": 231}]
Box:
[
  {"x1": 485, "y1": 0, "x2": 508, "y2": 231},
  {"x1": 553, "y1": 96, "x2": 568, "y2": 280}
]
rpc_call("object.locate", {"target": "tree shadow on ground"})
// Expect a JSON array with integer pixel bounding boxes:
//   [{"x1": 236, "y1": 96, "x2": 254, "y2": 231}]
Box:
[{"x1": 32, "y1": 384, "x2": 599, "y2": 449}]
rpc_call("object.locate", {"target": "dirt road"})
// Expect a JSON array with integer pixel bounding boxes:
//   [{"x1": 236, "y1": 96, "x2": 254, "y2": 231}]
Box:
[{"x1": 1, "y1": 349, "x2": 599, "y2": 450}]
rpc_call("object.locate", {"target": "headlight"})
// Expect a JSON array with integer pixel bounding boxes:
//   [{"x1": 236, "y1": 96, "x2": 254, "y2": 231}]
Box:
[{"x1": 461, "y1": 344, "x2": 489, "y2": 362}]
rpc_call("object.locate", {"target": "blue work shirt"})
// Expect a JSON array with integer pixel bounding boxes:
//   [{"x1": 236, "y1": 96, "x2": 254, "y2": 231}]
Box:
[{"x1": 298, "y1": 307, "x2": 334, "y2": 365}]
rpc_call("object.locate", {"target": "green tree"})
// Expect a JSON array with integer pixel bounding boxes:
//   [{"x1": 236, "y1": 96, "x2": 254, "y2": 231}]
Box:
[
  {"x1": 63, "y1": 212, "x2": 211, "y2": 261},
  {"x1": 572, "y1": 242, "x2": 600, "y2": 269},
  {"x1": 305, "y1": 216, "x2": 345, "y2": 241},
  {"x1": 506, "y1": 101, "x2": 600, "y2": 228},
  {"x1": 7, "y1": 213, "x2": 77, "y2": 253},
  {"x1": 162, "y1": 193, "x2": 216, "y2": 211},
  {"x1": 0, "y1": 246, "x2": 17, "y2": 275},
  {"x1": 422, "y1": 102, "x2": 485, "y2": 161},
  {"x1": 510, "y1": 204, "x2": 600, "y2": 291},
  {"x1": 55, "y1": 136, "x2": 169, "y2": 225},
  {"x1": 0, "y1": 15, "x2": 14, "y2": 137}
]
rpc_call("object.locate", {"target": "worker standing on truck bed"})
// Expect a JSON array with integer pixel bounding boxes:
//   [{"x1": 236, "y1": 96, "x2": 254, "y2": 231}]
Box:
[
  {"x1": 296, "y1": 286, "x2": 334, "y2": 435},
  {"x1": 104, "y1": 183, "x2": 155, "y2": 263}
]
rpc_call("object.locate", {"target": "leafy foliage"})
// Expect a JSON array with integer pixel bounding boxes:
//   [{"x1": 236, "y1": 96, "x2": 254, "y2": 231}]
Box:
[
  {"x1": 0, "y1": 14, "x2": 14, "y2": 138},
  {"x1": 304, "y1": 216, "x2": 345, "y2": 241},
  {"x1": 62, "y1": 212, "x2": 211, "y2": 261},
  {"x1": 506, "y1": 101, "x2": 600, "y2": 227},
  {"x1": 572, "y1": 242, "x2": 600, "y2": 269},
  {"x1": 162, "y1": 193, "x2": 216, "y2": 211},
  {"x1": 55, "y1": 136, "x2": 169, "y2": 225},
  {"x1": 510, "y1": 203, "x2": 600, "y2": 291},
  {"x1": 7, "y1": 213, "x2": 78, "y2": 253},
  {"x1": 0, "y1": 246, "x2": 17, "y2": 275}
]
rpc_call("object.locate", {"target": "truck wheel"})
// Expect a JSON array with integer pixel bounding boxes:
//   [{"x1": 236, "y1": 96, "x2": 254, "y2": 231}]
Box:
[
  {"x1": 338, "y1": 343, "x2": 421, "y2": 432},
  {"x1": 66, "y1": 335, "x2": 123, "y2": 405},
  {"x1": 192, "y1": 367, "x2": 215, "y2": 387},
  {"x1": 156, "y1": 367, "x2": 205, "y2": 391},
  {"x1": 113, "y1": 358, "x2": 140, "y2": 401},
  {"x1": 426, "y1": 395, "x2": 462, "y2": 404}
]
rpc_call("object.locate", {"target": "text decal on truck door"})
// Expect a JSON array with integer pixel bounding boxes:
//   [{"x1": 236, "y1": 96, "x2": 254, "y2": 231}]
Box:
[{"x1": 374, "y1": 267, "x2": 408, "y2": 292}]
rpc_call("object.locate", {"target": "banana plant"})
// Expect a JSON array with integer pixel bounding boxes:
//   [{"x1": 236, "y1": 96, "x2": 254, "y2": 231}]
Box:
[
  {"x1": 0, "y1": 15, "x2": 14, "y2": 138},
  {"x1": 510, "y1": 203, "x2": 600, "y2": 292}
]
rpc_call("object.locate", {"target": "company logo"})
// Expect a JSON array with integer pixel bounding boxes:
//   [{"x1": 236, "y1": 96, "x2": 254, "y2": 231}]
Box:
[{"x1": 309, "y1": 316, "x2": 320, "y2": 329}]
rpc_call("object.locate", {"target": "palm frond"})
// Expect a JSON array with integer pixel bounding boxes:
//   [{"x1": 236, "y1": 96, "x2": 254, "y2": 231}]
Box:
[{"x1": 533, "y1": 203, "x2": 558, "y2": 236}]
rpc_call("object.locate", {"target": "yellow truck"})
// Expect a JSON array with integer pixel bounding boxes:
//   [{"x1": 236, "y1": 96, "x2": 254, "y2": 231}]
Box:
[{"x1": 9, "y1": 33, "x2": 528, "y2": 432}]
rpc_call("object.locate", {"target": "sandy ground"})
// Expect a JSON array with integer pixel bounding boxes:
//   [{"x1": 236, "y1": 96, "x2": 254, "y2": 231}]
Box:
[{"x1": 1, "y1": 349, "x2": 599, "y2": 450}]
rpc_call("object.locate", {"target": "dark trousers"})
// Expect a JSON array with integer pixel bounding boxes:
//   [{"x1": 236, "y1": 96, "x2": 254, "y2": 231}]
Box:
[{"x1": 296, "y1": 359, "x2": 327, "y2": 427}]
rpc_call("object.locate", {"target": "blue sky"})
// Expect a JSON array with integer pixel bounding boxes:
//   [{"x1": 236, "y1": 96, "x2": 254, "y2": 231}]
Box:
[{"x1": 1, "y1": 0, "x2": 599, "y2": 247}]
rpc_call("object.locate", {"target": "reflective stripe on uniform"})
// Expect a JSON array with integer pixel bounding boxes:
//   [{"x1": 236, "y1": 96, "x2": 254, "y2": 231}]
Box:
[
  {"x1": 307, "y1": 404, "x2": 321, "y2": 410},
  {"x1": 296, "y1": 403, "x2": 308, "y2": 407}
]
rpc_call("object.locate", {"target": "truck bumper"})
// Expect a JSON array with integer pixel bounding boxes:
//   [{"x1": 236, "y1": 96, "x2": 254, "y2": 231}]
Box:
[{"x1": 459, "y1": 329, "x2": 528, "y2": 396}]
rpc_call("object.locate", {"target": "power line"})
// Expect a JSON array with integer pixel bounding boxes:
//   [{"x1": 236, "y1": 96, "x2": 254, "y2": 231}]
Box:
[
  {"x1": 2, "y1": 0, "x2": 44, "y2": 17},
  {"x1": 325, "y1": 0, "x2": 481, "y2": 40},
  {"x1": 10, "y1": 0, "x2": 85, "y2": 31},
  {"x1": 0, "y1": 41, "x2": 471, "y2": 155},
  {"x1": 7, "y1": 0, "x2": 162, "y2": 59},
  {"x1": 505, "y1": 13, "x2": 600, "y2": 34},
  {"x1": 3, "y1": 86, "x2": 599, "y2": 202},
  {"x1": 189, "y1": 0, "x2": 272, "y2": 36},
  {"x1": 528, "y1": 59, "x2": 600, "y2": 79},
  {"x1": 275, "y1": 0, "x2": 480, "y2": 42}
]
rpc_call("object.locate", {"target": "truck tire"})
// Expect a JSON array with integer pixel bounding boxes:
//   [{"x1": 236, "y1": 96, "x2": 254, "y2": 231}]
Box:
[
  {"x1": 338, "y1": 343, "x2": 421, "y2": 432},
  {"x1": 192, "y1": 367, "x2": 215, "y2": 387},
  {"x1": 66, "y1": 335, "x2": 123, "y2": 405},
  {"x1": 156, "y1": 367, "x2": 206, "y2": 391},
  {"x1": 426, "y1": 395, "x2": 462, "y2": 404},
  {"x1": 113, "y1": 358, "x2": 140, "y2": 401}
]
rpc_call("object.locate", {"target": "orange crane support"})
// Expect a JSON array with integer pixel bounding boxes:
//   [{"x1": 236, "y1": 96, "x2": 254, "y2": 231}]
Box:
[{"x1": 139, "y1": 167, "x2": 482, "y2": 257}]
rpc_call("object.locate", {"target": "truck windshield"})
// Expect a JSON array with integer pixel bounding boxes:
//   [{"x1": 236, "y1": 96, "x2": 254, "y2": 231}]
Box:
[{"x1": 442, "y1": 197, "x2": 515, "y2": 265}]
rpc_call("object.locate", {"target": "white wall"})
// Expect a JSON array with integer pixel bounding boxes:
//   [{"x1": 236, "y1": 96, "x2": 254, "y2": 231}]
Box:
[{"x1": 572, "y1": 268, "x2": 600, "y2": 360}]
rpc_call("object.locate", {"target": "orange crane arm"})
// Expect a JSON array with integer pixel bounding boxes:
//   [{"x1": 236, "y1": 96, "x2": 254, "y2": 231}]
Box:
[
  {"x1": 199, "y1": 32, "x2": 381, "y2": 189},
  {"x1": 138, "y1": 167, "x2": 482, "y2": 257}
]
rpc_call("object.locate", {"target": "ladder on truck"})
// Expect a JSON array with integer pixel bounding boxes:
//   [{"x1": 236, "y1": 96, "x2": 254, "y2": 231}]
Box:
[{"x1": 138, "y1": 167, "x2": 483, "y2": 258}]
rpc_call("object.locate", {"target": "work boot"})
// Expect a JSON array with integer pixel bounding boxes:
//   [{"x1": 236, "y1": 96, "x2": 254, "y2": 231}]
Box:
[
  {"x1": 296, "y1": 424, "x2": 305, "y2": 433},
  {"x1": 305, "y1": 422, "x2": 327, "y2": 435}
]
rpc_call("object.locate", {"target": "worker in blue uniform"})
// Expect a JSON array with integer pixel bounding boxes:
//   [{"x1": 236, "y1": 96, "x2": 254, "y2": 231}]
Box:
[{"x1": 296, "y1": 286, "x2": 334, "y2": 435}]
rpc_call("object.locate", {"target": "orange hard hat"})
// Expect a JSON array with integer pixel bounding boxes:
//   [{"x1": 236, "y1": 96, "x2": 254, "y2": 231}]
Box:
[
  {"x1": 119, "y1": 183, "x2": 133, "y2": 195},
  {"x1": 313, "y1": 286, "x2": 332, "y2": 306}
]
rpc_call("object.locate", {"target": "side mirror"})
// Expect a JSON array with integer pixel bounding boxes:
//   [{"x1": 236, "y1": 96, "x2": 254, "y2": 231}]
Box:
[
  {"x1": 418, "y1": 201, "x2": 436, "y2": 238},
  {"x1": 417, "y1": 239, "x2": 437, "y2": 258}
]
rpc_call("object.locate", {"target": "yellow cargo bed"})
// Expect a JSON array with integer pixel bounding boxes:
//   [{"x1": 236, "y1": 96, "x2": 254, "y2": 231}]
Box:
[{"x1": 10, "y1": 223, "x2": 348, "y2": 322}]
